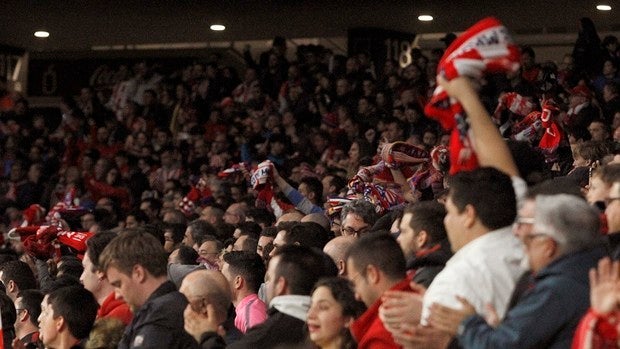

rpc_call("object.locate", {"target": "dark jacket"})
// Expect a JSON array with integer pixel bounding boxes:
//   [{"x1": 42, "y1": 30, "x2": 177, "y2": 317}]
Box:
[
  {"x1": 605, "y1": 232, "x2": 620, "y2": 260},
  {"x1": 407, "y1": 239, "x2": 452, "y2": 288},
  {"x1": 227, "y1": 308, "x2": 306, "y2": 349},
  {"x1": 458, "y1": 246, "x2": 605, "y2": 349},
  {"x1": 118, "y1": 281, "x2": 196, "y2": 349},
  {"x1": 198, "y1": 332, "x2": 226, "y2": 349}
]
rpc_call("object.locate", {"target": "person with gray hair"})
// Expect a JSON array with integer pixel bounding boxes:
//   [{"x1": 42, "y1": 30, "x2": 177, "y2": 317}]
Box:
[
  {"x1": 427, "y1": 194, "x2": 605, "y2": 349},
  {"x1": 339, "y1": 199, "x2": 378, "y2": 237}
]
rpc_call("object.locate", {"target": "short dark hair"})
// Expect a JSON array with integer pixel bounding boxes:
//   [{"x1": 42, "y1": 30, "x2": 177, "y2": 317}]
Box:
[
  {"x1": 448, "y1": 167, "x2": 516, "y2": 230},
  {"x1": 222, "y1": 251, "x2": 265, "y2": 293},
  {"x1": 188, "y1": 219, "x2": 217, "y2": 245},
  {"x1": 164, "y1": 223, "x2": 186, "y2": 244},
  {"x1": 285, "y1": 222, "x2": 330, "y2": 249},
  {"x1": 0, "y1": 260, "x2": 37, "y2": 291},
  {"x1": 236, "y1": 221, "x2": 262, "y2": 240},
  {"x1": 176, "y1": 245, "x2": 199, "y2": 265},
  {"x1": 86, "y1": 231, "x2": 119, "y2": 271},
  {"x1": 300, "y1": 177, "x2": 324, "y2": 205},
  {"x1": 246, "y1": 208, "x2": 276, "y2": 227},
  {"x1": 99, "y1": 229, "x2": 168, "y2": 277},
  {"x1": 48, "y1": 286, "x2": 98, "y2": 340},
  {"x1": 347, "y1": 232, "x2": 406, "y2": 281},
  {"x1": 260, "y1": 226, "x2": 278, "y2": 238},
  {"x1": 17, "y1": 289, "x2": 44, "y2": 327},
  {"x1": 273, "y1": 245, "x2": 337, "y2": 296},
  {"x1": 403, "y1": 201, "x2": 447, "y2": 245},
  {"x1": 57, "y1": 256, "x2": 84, "y2": 279}
]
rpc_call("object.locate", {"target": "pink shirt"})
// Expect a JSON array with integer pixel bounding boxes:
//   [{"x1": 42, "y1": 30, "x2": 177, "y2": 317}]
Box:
[{"x1": 235, "y1": 293, "x2": 267, "y2": 333}]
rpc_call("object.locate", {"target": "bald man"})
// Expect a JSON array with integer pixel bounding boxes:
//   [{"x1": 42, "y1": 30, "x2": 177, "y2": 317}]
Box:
[
  {"x1": 301, "y1": 212, "x2": 331, "y2": 231},
  {"x1": 179, "y1": 270, "x2": 231, "y2": 348},
  {"x1": 323, "y1": 236, "x2": 356, "y2": 277}
]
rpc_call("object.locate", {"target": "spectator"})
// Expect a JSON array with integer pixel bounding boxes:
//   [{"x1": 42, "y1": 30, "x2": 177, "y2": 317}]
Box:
[
  {"x1": 227, "y1": 245, "x2": 337, "y2": 348},
  {"x1": 220, "y1": 251, "x2": 267, "y2": 333},
  {"x1": 13, "y1": 289, "x2": 44, "y2": 348},
  {"x1": 38, "y1": 286, "x2": 99, "y2": 349},
  {"x1": 100, "y1": 229, "x2": 196, "y2": 349},
  {"x1": 307, "y1": 277, "x2": 366, "y2": 349},
  {"x1": 346, "y1": 232, "x2": 412, "y2": 349}
]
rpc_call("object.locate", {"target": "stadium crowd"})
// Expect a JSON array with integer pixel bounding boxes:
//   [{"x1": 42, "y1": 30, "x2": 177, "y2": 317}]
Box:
[{"x1": 0, "y1": 15, "x2": 618, "y2": 349}]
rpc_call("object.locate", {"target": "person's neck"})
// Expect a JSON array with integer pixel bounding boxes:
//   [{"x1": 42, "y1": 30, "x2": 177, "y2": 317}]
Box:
[
  {"x1": 233, "y1": 288, "x2": 254, "y2": 307},
  {"x1": 16, "y1": 323, "x2": 38, "y2": 342},
  {"x1": 136, "y1": 276, "x2": 168, "y2": 308},
  {"x1": 50, "y1": 334, "x2": 80, "y2": 349},
  {"x1": 319, "y1": 336, "x2": 344, "y2": 349},
  {"x1": 94, "y1": 282, "x2": 117, "y2": 306}
]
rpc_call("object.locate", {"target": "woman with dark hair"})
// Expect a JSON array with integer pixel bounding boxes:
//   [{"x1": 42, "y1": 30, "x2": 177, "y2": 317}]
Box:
[{"x1": 307, "y1": 277, "x2": 366, "y2": 349}]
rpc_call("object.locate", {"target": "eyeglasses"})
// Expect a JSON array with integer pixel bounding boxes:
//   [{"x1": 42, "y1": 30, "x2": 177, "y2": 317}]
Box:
[
  {"x1": 512, "y1": 216, "x2": 535, "y2": 230},
  {"x1": 605, "y1": 197, "x2": 620, "y2": 206},
  {"x1": 341, "y1": 225, "x2": 369, "y2": 237},
  {"x1": 521, "y1": 233, "x2": 552, "y2": 244}
]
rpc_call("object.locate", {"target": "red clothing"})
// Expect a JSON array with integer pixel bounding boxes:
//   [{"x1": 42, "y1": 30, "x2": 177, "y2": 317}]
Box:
[
  {"x1": 350, "y1": 278, "x2": 412, "y2": 349},
  {"x1": 97, "y1": 292, "x2": 133, "y2": 325},
  {"x1": 572, "y1": 308, "x2": 619, "y2": 349}
]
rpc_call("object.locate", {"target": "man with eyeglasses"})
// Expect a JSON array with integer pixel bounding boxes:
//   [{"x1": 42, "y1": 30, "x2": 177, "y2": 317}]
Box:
[
  {"x1": 339, "y1": 199, "x2": 378, "y2": 237},
  {"x1": 14, "y1": 290, "x2": 43, "y2": 348}
]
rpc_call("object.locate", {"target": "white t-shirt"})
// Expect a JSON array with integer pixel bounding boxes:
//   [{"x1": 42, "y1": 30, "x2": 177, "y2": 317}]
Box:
[{"x1": 421, "y1": 226, "x2": 526, "y2": 325}]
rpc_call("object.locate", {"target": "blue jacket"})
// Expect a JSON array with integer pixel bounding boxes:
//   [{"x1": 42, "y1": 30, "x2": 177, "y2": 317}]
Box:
[{"x1": 458, "y1": 246, "x2": 605, "y2": 349}]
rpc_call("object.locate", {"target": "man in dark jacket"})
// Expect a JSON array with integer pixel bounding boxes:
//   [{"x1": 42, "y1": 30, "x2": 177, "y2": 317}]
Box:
[
  {"x1": 100, "y1": 229, "x2": 196, "y2": 349},
  {"x1": 227, "y1": 245, "x2": 337, "y2": 349},
  {"x1": 397, "y1": 201, "x2": 451, "y2": 288}
]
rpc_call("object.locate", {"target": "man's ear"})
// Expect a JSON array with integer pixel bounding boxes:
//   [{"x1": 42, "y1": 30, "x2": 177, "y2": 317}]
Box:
[
  {"x1": 132, "y1": 264, "x2": 146, "y2": 283},
  {"x1": 463, "y1": 204, "x2": 477, "y2": 228},
  {"x1": 55, "y1": 315, "x2": 65, "y2": 333},
  {"x1": 415, "y1": 230, "x2": 429, "y2": 249},
  {"x1": 337, "y1": 260, "x2": 346, "y2": 276},
  {"x1": 275, "y1": 276, "x2": 287, "y2": 296},
  {"x1": 7, "y1": 280, "x2": 16, "y2": 293},
  {"x1": 234, "y1": 275, "x2": 243, "y2": 290},
  {"x1": 366, "y1": 265, "x2": 380, "y2": 284}
]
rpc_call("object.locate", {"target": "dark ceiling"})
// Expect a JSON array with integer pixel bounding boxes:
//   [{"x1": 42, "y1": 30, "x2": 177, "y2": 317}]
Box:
[{"x1": 1, "y1": 0, "x2": 619, "y2": 52}]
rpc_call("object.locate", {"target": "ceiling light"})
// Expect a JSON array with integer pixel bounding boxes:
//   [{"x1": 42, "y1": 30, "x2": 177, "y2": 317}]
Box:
[
  {"x1": 597, "y1": 4, "x2": 612, "y2": 10},
  {"x1": 210, "y1": 24, "x2": 226, "y2": 31},
  {"x1": 34, "y1": 31, "x2": 49, "y2": 38},
  {"x1": 418, "y1": 15, "x2": 433, "y2": 21}
]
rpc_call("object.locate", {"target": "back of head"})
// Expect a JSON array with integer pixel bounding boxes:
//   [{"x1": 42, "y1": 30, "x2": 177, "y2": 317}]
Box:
[
  {"x1": 246, "y1": 208, "x2": 276, "y2": 228},
  {"x1": 448, "y1": 167, "x2": 516, "y2": 231},
  {"x1": 347, "y1": 232, "x2": 406, "y2": 282},
  {"x1": 274, "y1": 245, "x2": 337, "y2": 296},
  {"x1": 99, "y1": 229, "x2": 168, "y2": 277},
  {"x1": 48, "y1": 285, "x2": 99, "y2": 340},
  {"x1": 222, "y1": 251, "x2": 266, "y2": 294},
  {"x1": 404, "y1": 201, "x2": 447, "y2": 244},
  {"x1": 323, "y1": 236, "x2": 356, "y2": 265},
  {"x1": 288, "y1": 222, "x2": 331, "y2": 250},
  {"x1": 534, "y1": 194, "x2": 599, "y2": 256},
  {"x1": 176, "y1": 245, "x2": 199, "y2": 265},
  {"x1": 301, "y1": 213, "x2": 331, "y2": 231},
  {"x1": 0, "y1": 260, "x2": 37, "y2": 292}
]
